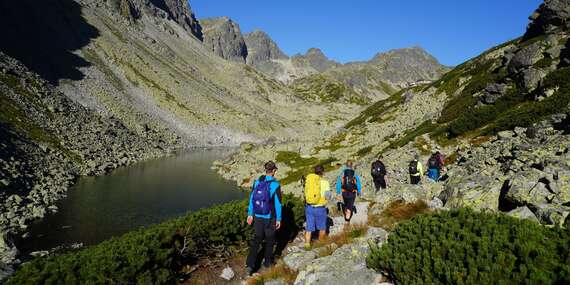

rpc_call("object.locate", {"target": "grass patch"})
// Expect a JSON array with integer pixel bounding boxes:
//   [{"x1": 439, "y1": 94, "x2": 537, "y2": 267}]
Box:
[
  {"x1": 313, "y1": 132, "x2": 348, "y2": 153},
  {"x1": 311, "y1": 223, "x2": 369, "y2": 257},
  {"x1": 344, "y1": 89, "x2": 406, "y2": 129},
  {"x1": 412, "y1": 136, "x2": 431, "y2": 155},
  {"x1": 291, "y1": 74, "x2": 350, "y2": 103},
  {"x1": 384, "y1": 120, "x2": 438, "y2": 152},
  {"x1": 368, "y1": 200, "x2": 429, "y2": 231},
  {"x1": 279, "y1": 157, "x2": 338, "y2": 186},
  {"x1": 355, "y1": 145, "x2": 374, "y2": 157},
  {"x1": 246, "y1": 262, "x2": 298, "y2": 285}
]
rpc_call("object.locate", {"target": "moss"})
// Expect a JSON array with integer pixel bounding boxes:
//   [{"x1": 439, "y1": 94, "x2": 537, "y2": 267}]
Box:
[{"x1": 313, "y1": 132, "x2": 348, "y2": 153}]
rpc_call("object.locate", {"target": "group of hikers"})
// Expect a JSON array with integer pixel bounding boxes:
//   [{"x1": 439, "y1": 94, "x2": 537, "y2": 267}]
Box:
[{"x1": 244, "y1": 152, "x2": 446, "y2": 275}]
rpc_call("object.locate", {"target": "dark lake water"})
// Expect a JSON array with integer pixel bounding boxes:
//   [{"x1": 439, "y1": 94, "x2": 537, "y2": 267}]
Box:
[{"x1": 17, "y1": 148, "x2": 246, "y2": 255}]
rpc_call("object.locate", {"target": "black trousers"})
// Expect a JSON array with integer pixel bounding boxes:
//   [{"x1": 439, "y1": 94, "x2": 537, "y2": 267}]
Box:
[
  {"x1": 246, "y1": 217, "x2": 276, "y2": 268},
  {"x1": 373, "y1": 177, "x2": 386, "y2": 191},
  {"x1": 342, "y1": 192, "x2": 356, "y2": 222},
  {"x1": 410, "y1": 175, "x2": 421, "y2": 184}
]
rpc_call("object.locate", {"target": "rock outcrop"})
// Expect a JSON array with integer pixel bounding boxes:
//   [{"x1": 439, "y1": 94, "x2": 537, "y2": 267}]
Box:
[
  {"x1": 148, "y1": 0, "x2": 203, "y2": 39},
  {"x1": 201, "y1": 17, "x2": 248, "y2": 63},
  {"x1": 291, "y1": 48, "x2": 341, "y2": 73},
  {"x1": 244, "y1": 30, "x2": 288, "y2": 65},
  {"x1": 524, "y1": 0, "x2": 570, "y2": 40}
]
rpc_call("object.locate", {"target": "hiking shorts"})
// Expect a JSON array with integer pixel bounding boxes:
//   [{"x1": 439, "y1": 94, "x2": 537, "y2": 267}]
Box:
[{"x1": 305, "y1": 205, "x2": 327, "y2": 231}]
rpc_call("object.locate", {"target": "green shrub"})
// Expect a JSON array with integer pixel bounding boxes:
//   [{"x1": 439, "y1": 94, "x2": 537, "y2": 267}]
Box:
[
  {"x1": 7, "y1": 195, "x2": 305, "y2": 285},
  {"x1": 367, "y1": 208, "x2": 570, "y2": 285}
]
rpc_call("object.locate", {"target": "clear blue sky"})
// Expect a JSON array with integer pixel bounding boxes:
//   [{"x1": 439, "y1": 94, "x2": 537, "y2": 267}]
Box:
[{"x1": 191, "y1": 0, "x2": 543, "y2": 66}]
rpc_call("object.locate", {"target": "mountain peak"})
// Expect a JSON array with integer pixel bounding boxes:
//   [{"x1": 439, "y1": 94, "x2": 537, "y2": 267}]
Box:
[
  {"x1": 244, "y1": 30, "x2": 288, "y2": 65},
  {"x1": 200, "y1": 16, "x2": 247, "y2": 63}
]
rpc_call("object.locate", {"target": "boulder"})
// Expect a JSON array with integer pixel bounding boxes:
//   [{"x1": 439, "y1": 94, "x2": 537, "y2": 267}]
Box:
[
  {"x1": 283, "y1": 250, "x2": 317, "y2": 271},
  {"x1": 506, "y1": 206, "x2": 539, "y2": 222},
  {"x1": 524, "y1": 0, "x2": 570, "y2": 40},
  {"x1": 293, "y1": 241, "x2": 380, "y2": 285},
  {"x1": 219, "y1": 266, "x2": 235, "y2": 281}
]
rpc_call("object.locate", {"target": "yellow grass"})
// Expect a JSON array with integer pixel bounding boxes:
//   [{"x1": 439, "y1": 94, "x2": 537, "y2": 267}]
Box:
[
  {"x1": 246, "y1": 262, "x2": 298, "y2": 285},
  {"x1": 368, "y1": 200, "x2": 430, "y2": 231}
]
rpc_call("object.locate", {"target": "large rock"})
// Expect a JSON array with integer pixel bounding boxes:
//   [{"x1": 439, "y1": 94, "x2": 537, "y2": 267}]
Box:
[
  {"x1": 524, "y1": 0, "x2": 570, "y2": 40},
  {"x1": 283, "y1": 249, "x2": 317, "y2": 271},
  {"x1": 200, "y1": 17, "x2": 248, "y2": 63},
  {"x1": 293, "y1": 227, "x2": 386, "y2": 285},
  {"x1": 507, "y1": 206, "x2": 539, "y2": 222},
  {"x1": 154, "y1": 0, "x2": 203, "y2": 39}
]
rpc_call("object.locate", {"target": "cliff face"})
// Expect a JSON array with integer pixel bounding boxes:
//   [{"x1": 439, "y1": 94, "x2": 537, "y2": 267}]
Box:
[{"x1": 201, "y1": 17, "x2": 248, "y2": 63}]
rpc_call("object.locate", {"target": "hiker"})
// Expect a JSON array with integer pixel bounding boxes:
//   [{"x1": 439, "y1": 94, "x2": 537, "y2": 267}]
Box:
[
  {"x1": 371, "y1": 155, "x2": 388, "y2": 192},
  {"x1": 409, "y1": 154, "x2": 424, "y2": 184},
  {"x1": 246, "y1": 161, "x2": 282, "y2": 275},
  {"x1": 427, "y1": 151, "x2": 445, "y2": 181},
  {"x1": 336, "y1": 160, "x2": 362, "y2": 223},
  {"x1": 435, "y1": 151, "x2": 446, "y2": 175},
  {"x1": 303, "y1": 165, "x2": 331, "y2": 249}
]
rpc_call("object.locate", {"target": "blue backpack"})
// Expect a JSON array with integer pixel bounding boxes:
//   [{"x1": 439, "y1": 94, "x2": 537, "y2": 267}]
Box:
[{"x1": 252, "y1": 176, "x2": 273, "y2": 215}]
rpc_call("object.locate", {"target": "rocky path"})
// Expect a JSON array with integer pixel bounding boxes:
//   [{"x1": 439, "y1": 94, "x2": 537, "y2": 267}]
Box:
[{"x1": 249, "y1": 201, "x2": 391, "y2": 285}]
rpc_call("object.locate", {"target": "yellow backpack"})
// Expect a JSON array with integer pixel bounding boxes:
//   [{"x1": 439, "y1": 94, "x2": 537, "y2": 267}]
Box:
[{"x1": 304, "y1": 173, "x2": 322, "y2": 205}]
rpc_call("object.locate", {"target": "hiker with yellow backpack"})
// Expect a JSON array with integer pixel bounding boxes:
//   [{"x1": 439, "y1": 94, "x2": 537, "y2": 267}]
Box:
[{"x1": 304, "y1": 165, "x2": 331, "y2": 249}]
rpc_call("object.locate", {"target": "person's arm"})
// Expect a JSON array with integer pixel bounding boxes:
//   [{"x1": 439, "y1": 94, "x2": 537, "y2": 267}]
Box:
[
  {"x1": 355, "y1": 174, "x2": 362, "y2": 195},
  {"x1": 336, "y1": 174, "x2": 342, "y2": 195},
  {"x1": 247, "y1": 180, "x2": 257, "y2": 217},
  {"x1": 273, "y1": 183, "x2": 282, "y2": 222}
]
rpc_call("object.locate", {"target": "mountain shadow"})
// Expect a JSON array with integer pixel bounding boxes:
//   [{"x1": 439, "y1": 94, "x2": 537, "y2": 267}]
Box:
[{"x1": 0, "y1": 0, "x2": 99, "y2": 85}]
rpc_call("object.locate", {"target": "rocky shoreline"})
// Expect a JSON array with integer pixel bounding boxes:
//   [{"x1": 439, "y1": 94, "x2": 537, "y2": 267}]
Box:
[{"x1": 0, "y1": 52, "x2": 180, "y2": 280}]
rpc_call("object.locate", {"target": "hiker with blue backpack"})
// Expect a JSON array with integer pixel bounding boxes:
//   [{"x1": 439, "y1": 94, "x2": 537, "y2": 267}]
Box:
[
  {"x1": 336, "y1": 160, "x2": 362, "y2": 224},
  {"x1": 427, "y1": 152, "x2": 442, "y2": 181},
  {"x1": 246, "y1": 161, "x2": 282, "y2": 275}
]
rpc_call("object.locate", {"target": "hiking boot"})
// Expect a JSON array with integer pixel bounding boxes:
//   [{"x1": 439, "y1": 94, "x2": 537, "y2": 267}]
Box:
[
  {"x1": 245, "y1": 266, "x2": 254, "y2": 276},
  {"x1": 303, "y1": 243, "x2": 311, "y2": 250}
]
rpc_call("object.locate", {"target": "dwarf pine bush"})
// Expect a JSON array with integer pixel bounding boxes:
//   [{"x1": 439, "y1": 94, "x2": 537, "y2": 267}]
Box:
[
  {"x1": 367, "y1": 208, "x2": 570, "y2": 284},
  {"x1": 6, "y1": 194, "x2": 305, "y2": 285}
]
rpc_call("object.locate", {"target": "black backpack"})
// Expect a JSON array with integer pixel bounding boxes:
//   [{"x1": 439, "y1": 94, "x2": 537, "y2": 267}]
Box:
[
  {"x1": 408, "y1": 160, "x2": 418, "y2": 175},
  {"x1": 371, "y1": 160, "x2": 386, "y2": 178},
  {"x1": 342, "y1": 169, "x2": 357, "y2": 191}
]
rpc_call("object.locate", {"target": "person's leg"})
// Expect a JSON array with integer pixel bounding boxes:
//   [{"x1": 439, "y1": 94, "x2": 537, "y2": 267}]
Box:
[
  {"x1": 373, "y1": 179, "x2": 381, "y2": 192},
  {"x1": 263, "y1": 219, "x2": 276, "y2": 267},
  {"x1": 343, "y1": 193, "x2": 355, "y2": 222},
  {"x1": 380, "y1": 177, "x2": 387, "y2": 189},
  {"x1": 305, "y1": 206, "x2": 316, "y2": 248},
  {"x1": 246, "y1": 218, "x2": 265, "y2": 270},
  {"x1": 315, "y1": 207, "x2": 327, "y2": 240}
]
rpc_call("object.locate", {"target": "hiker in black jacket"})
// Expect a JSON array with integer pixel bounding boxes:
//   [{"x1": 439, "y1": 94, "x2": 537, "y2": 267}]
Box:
[{"x1": 371, "y1": 155, "x2": 388, "y2": 192}]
